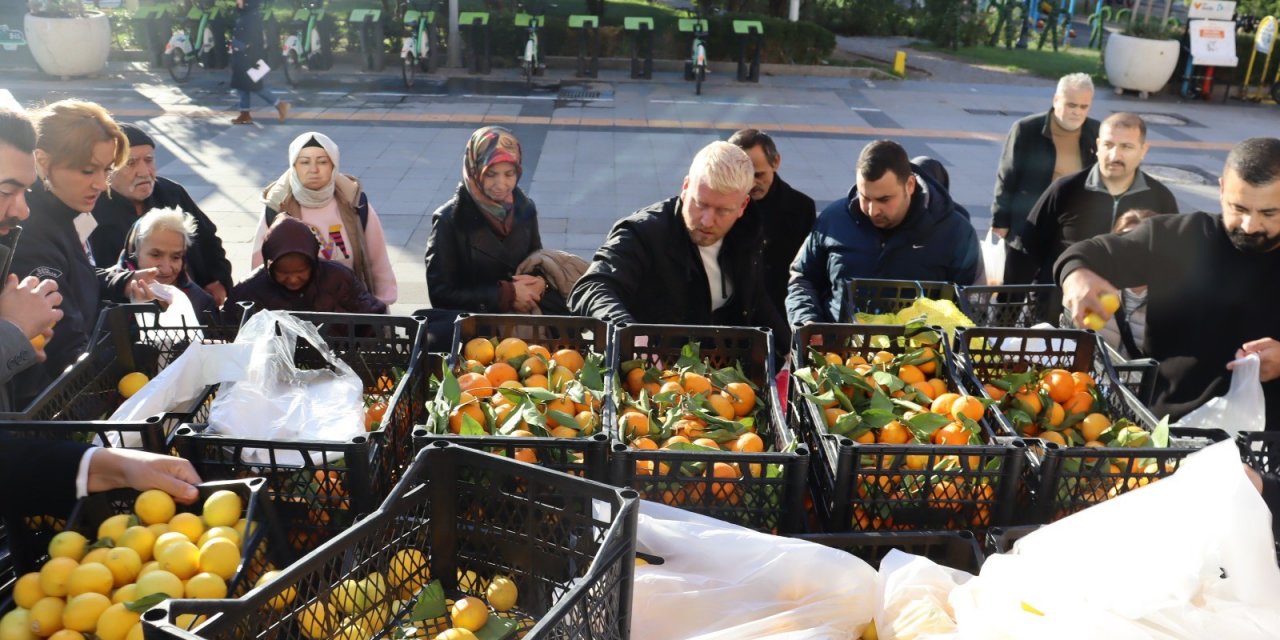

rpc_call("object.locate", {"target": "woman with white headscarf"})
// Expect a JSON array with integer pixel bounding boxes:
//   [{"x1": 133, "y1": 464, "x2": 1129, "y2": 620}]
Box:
[{"x1": 251, "y1": 132, "x2": 398, "y2": 305}]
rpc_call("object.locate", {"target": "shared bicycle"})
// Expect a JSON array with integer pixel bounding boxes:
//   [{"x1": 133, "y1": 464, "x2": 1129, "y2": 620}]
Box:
[
  {"x1": 515, "y1": 1, "x2": 553, "y2": 89},
  {"x1": 281, "y1": 0, "x2": 331, "y2": 85},
  {"x1": 678, "y1": 5, "x2": 710, "y2": 95},
  {"x1": 400, "y1": 0, "x2": 442, "y2": 87},
  {"x1": 165, "y1": 0, "x2": 230, "y2": 83}
]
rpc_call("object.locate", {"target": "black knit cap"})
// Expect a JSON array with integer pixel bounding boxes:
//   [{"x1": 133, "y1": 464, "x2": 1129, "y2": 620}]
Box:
[{"x1": 119, "y1": 124, "x2": 156, "y2": 150}]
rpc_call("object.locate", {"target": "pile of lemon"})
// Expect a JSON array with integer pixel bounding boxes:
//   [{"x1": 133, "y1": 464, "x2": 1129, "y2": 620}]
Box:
[{"x1": 0, "y1": 489, "x2": 249, "y2": 640}]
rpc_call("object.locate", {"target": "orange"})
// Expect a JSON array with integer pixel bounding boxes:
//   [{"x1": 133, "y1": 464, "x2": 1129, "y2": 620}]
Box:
[
  {"x1": 706, "y1": 394, "x2": 735, "y2": 420},
  {"x1": 930, "y1": 393, "x2": 961, "y2": 415},
  {"x1": 1063, "y1": 391, "x2": 1092, "y2": 415},
  {"x1": 657, "y1": 381, "x2": 685, "y2": 397},
  {"x1": 897, "y1": 364, "x2": 925, "y2": 386},
  {"x1": 693, "y1": 437, "x2": 722, "y2": 450},
  {"x1": 494, "y1": 337, "x2": 529, "y2": 363},
  {"x1": 1045, "y1": 402, "x2": 1066, "y2": 428},
  {"x1": 844, "y1": 354, "x2": 868, "y2": 367},
  {"x1": 681, "y1": 373, "x2": 713, "y2": 396},
  {"x1": 910, "y1": 380, "x2": 937, "y2": 401},
  {"x1": 723, "y1": 382, "x2": 756, "y2": 417},
  {"x1": 662, "y1": 435, "x2": 692, "y2": 448},
  {"x1": 514, "y1": 448, "x2": 538, "y2": 464},
  {"x1": 1081, "y1": 413, "x2": 1111, "y2": 442},
  {"x1": 853, "y1": 431, "x2": 876, "y2": 444},
  {"x1": 710, "y1": 463, "x2": 741, "y2": 505},
  {"x1": 1041, "y1": 369, "x2": 1076, "y2": 404},
  {"x1": 823, "y1": 352, "x2": 844, "y2": 365},
  {"x1": 462, "y1": 338, "x2": 495, "y2": 365},
  {"x1": 632, "y1": 437, "x2": 658, "y2": 450},
  {"x1": 635, "y1": 460, "x2": 670, "y2": 476},
  {"x1": 950, "y1": 395, "x2": 985, "y2": 422},
  {"x1": 619, "y1": 413, "x2": 650, "y2": 440},
  {"x1": 878, "y1": 420, "x2": 911, "y2": 444},
  {"x1": 545, "y1": 398, "x2": 577, "y2": 426},
  {"x1": 673, "y1": 418, "x2": 705, "y2": 439},
  {"x1": 983, "y1": 384, "x2": 1006, "y2": 401},
  {"x1": 522, "y1": 374, "x2": 550, "y2": 390},
  {"x1": 1071, "y1": 371, "x2": 1095, "y2": 393},
  {"x1": 552, "y1": 349, "x2": 585, "y2": 373},
  {"x1": 527, "y1": 344, "x2": 552, "y2": 361},
  {"x1": 1040, "y1": 430, "x2": 1066, "y2": 446},
  {"x1": 916, "y1": 347, "x2": 939, "y2": 375},
  {"x1": 824, "y1": 407, "x2": 848, "y2": 429},
  {"x1": 449, "y1": 393, "x2": 486, "y2": 434},
  {"x1": 934, "y1": 422, "x2": 971, "y2": 445},
  {"x1": 730, "y1": 432, "x2": 765, "y2": 453},
  {"x1": 1013, "y1": 391, "x2": 1042, "y2": 417},
  {"x1": 928, "y1": 378, "x2": 948, "y2": 398},
  {"x1": 457, "y1": 372, "x2": 494, "y2": 399},
  {"x1": 872, "y1": 351, "x2": 894, "y2": 366},
  {"x1": 519, "y1": 355, "x2": 548, "y2": 378},
  {"x1": 364, "y1": 402, "x2": 387, "y2": 432},
  {"x1": 625, "y1": 368, "x2": 646, "y2": 396},
  {"x1": 484, "y1": 362, "x2": 519, "y2": 387}
]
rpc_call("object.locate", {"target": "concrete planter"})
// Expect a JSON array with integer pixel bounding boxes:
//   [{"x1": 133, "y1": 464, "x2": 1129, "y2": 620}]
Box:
[
  {"x1": 24, "y1": 11, "x2": 111, "y2": 77},
  {"x1": 1104, "y1": 32, "x2": 1179, "y2": 98}
]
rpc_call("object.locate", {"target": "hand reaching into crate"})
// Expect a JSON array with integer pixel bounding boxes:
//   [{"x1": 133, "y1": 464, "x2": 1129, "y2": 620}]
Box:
[{"x1": 87, "y1": 448, "x2": 203, "y2": 504}]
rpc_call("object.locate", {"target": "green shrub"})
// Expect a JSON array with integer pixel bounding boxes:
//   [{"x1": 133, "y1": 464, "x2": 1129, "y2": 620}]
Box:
[
  {"x1": 807, "y1": 0, "x2": 918, "y2": 36},
  {"x1": 919, "y1": 0, "x2": 986, "y2": 49}
]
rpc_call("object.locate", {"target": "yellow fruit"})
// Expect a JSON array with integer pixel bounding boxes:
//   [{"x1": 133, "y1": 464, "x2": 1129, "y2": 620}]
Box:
[
  {"x1": 80, "y1": 550, "x2": 109, "y2": 567},
  {"x1": 40, "y1": 557, "x2": 80, "y2": 598},
  {"x1": 436, "y1": 630, "x2": 480, "y2": 640},
  {"x1": 118, "y1": 527, "x2": 156, "y2": 563},
  {"x1": 463, "y1": 338, "x2": 496, "y2": 366},
  {"x1": 456, "y1": 570, "x2": 488, "y2": 593},
  {"x1": 156, "y1": 541, "x2": 200, "y2": 580},
  {"x1": 486, "y1": 576, "x2": 518, "y2": 612},
  {"x1": 111, "y1": 584, "x2": 138, "y2": 605},
  {"x1": 1083, "y1": 312, "x2": 1105, "y2": 332},
  {"x1": 166, "y1": 513, "x2": 204, "y2": 543},
  {"x1": 197, "y1": 538, "x2": 240, "y2": 581},
  {"x1": 47, "y1": 631, "x2": 85, "y2": 640},
  {"x1": 67, "y1": 563, "x2": 113, "y2": 597},
  {"x1": 30, "y1": 596, "x2": 67, "y2": 636},
  {"x1": 297, "y1": 602, "x2": 337, "y2": 640},
  {"x1": 152, "y1": 532, "x2": 189, "y2": 559},
  {"x1": 14, "y1": 572, "x2": 45, "y2": 609},
  {"x1": 255, "y1": 570, "x2": 297, "y2": 611},
  {"x1": 197, "y1": 526, "x2": 240, "y2": 548},
  {"x1": 116, "y1": 372, "x2": 149, "y2": 399},
  {"x1": 174, "y1": 615, "x2": 206, "y2": 631},
  {"x1": 330, "y1": 580, "x2": 364, "y2": 615},
  {"x1": 0, "y1": 609, "x2": 35, "y2": 640},
  {"x1": 1099, "y1": 293, "x2": 1121, "y2": 315},
  {"x1": 389, "y1": 549, "x2": 429, "y2": 596},
  {"x1": 103, "y1": 548, "x2": 141, "y2": 588},
  {"x1": 96, "y1": 515, "x2": 133, "y2": 545},
  {"x1": 62, "y1": 592, "x2": 112, "y2": 633},
  {"x1": 136, "y1": 562, "x2": 159, "y2": 579},
  {"x1": 145, "y1": 524, "x2": 168, "y2": 540},
  {"x1": 494, "y1": 337, "x2": 528, "y2": 363},
  {"x1": 232, "y1": 518, "x2": 256, "y2": 541},
  {"x1": 134, "y1": 570, "x2": 184, "y2": 600},
  {"x1": 125, "y1": 625, "x2": 142, "y2": 640},
  {"x1": 449, "y1": 597, "x2": 489, "y2": 632},
  {"x1": 184, "y1": 572, "x2": 227, "y2": 599},
  {"x1": 48, "y1": 532, "x2": 88, "y2": 562},
  {"x1": 201, "y1": 490, "x2": 242, "y2": 528},
  {"x1": 134, "y1": 490, "x2": 176, "y2": 526},
  {"x1": 93, "y1": 604, "x2": 139, "y2": 640}
]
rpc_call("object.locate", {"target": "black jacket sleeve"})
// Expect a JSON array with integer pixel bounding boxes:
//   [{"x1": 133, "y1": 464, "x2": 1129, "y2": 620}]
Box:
[
  {"x1": 948, "y1": 221, "x2": 981, "y2": 286},
  {"x1": 785, "y1": 228, "x2": 830, "y2": 326},
  {"x1": 1053, "y1": 215, "x2": 1163, "y2": 289},
  {"x1": 336, "y1": 269, "x2": 388, "y2": 315},
  {"x1": 423, "y1": 204, "x2": 502, "y2": 312},
  {"x1": 991, "y1": 122, "x2": 1021, "y2": 229},
  {"x1": 1004, "y1": 180, "x2": 1061, "y2": 285},
  {"x1": 178, "y1": 188, "x2": 234, "y2": 290},
  {"x1": 568, "y1": 219, "x2": 649, "y2": 325},
  {"x1": 0, "y1": 437, "x2": 91, "y2": 518}
]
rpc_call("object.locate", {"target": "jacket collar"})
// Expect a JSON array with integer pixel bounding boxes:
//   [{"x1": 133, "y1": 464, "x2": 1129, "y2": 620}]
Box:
[
  {"x1": 30, "y1": 180, "x2": 82, "y2": 222},
  {"x1": 845, "y1": 170, "x2": 948, "y2": 233},
  {"x1": 1084, "y1": 163, "x2": 1151, "y2": 197}
]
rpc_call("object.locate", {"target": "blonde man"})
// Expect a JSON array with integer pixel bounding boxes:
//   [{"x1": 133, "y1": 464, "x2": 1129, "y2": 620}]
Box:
[{"x1": 570, "y1": 141, "x2": 789, "y2": 346}]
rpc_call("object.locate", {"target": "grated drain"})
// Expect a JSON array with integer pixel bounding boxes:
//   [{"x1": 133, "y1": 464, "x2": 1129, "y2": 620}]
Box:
[
  {"x1": 558, "y1": 88, "x2": 600, "y2": 100},
  {"x1": 963, "y1": 108, "x2": 1029, "y2": 117}
]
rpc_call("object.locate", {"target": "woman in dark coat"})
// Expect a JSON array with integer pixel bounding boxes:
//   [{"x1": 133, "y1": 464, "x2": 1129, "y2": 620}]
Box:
[
  {"x1": 423, "y1": 126, "x2": 568, "y2": 314},
  {"x1": 230, "y1": 0, "x2": 289, "y2": 124}
]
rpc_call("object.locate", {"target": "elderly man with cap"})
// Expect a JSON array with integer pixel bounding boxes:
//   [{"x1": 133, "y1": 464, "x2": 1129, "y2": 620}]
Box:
[{"x1": 90, "y1": 124, "x2": 234, "y2": 305}]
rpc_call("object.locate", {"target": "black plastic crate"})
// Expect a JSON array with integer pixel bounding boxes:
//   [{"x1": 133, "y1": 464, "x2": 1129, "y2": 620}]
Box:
[
  {"x1": 416, "y1": 314, "x2": 614, "y2": 482},
  {"x1": 794, "y1": 530, "x2": 985, "y2": 573},
  {"x1": 959, "y1": 284, "x2": 1057, "y2": 328},
  {"x1": 0, "y1": 477, "x2": 289, "y2": 619},
  {"x1": 1239, "y1": 431, "x2": 1280, "y2": 474},
  {"x1": 143, "y1": 442, "x2": 639, "y2": 640},
  {"x1": 841, "y1": 279, "x2": 962, "y2": 321},
  {"x1": 985, "y1": 524, "x2": 1041, "y2": 555},
  {"x1": 170, "y1": 311, "x2": 427, "y2": 554},
  {"x1": 608, "y1": 323, "x2": 809, "y2": 534},
  {"x1": 789, "y1": 324, "x2": 1025, "y2": 534}
]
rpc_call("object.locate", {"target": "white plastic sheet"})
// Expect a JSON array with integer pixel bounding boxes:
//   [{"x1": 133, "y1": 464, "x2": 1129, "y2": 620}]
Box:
[
  {"x1": 876, "y1": 550, "x2": 971, "y2": 640},
  {"x1": 980, "y1": 229, "x2": 1005, "y2": 286},
  {"x1": 1174, "y1": 354, "x2": 1266, "y2": 437}
]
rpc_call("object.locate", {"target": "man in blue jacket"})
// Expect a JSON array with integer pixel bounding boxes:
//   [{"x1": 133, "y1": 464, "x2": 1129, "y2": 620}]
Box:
[{"x1": 786, "y1": 139, "x2": 980, "y2": 326}]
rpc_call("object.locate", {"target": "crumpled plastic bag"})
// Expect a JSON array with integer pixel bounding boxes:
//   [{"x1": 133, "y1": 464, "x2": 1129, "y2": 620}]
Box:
[
  {"x1": 1174, "y1": 353, "x2": 1265, "y2": 437},
  {"x1": 630, "y1": 501, "x2": 877, "y2": 640},
  {"x1": 856, "y1": 298, "x2": 975, "y2": 341},
  {"x1": 876, "y1": 550, "x2": 971, "y2": 640}
]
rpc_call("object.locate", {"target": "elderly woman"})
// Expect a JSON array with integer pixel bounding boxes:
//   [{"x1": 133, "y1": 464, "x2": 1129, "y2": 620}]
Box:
[
  {"x1": 251, "y1": 132, "x2": 397, "y2": 305},
  {"x1": 10, "y1": 100, "x2": 156, "y2": 401},
  {"x1": 424, "y1": 126, "x2": 573, "y2": 315},
  {"x1": 115, "y1": 206, "x2": 218, "y2": 318}
]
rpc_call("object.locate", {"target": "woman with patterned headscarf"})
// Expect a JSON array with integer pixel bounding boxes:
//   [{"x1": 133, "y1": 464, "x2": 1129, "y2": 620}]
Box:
[
  {"x1": 252, "y1": 131, "x2": 398, "y2": 306},
  {"x1": 424, "y1": 126, "x2": 567, "y2": 314}
]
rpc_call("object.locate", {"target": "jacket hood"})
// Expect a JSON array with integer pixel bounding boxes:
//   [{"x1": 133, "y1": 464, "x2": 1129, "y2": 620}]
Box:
[
  {"x1": 262, "y1": 216, "x2": 319, "y2": 269},
  {"x1": 846, "y1": 166, "x2": 958, "y2": 231}
]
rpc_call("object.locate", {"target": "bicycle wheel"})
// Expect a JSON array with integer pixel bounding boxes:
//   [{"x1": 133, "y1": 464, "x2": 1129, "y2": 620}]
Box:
[
  {"x1": 283, "y1": 50, "x2": 300, "y2": 86},
  {"x1": 168, "y1": 48, "x2": 191, "y2": 83},
  {"x1": 402, "y1": 51, "x2": 416, "y2": 87}
]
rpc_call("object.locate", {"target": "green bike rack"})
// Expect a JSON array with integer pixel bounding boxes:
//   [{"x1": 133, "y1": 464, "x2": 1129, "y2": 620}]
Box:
[
  {"x1": 349, "y1": 8, "x2": 385, "y2": 71},
  {"x1": 624, "y1": 17, "x2": 654, "y2": 79},
  {"x1": 459, "y1": 11, "x2": 489, "y2": 25},
  {"x1": 349, "y1": 8, "x2": 381, "y2": 22},
  {"x1": 513, "y1": 13, "x2": 543, "y2": 27},
  {"x1": 733, "y1": 20, "x2": 762, "y2": 83},
  {"x1": 403, "y1": 9, "x2": 435, "y2": 23},
  {"x1": 459, "y1": 11, "x2": 490, "y2": 74},
  {"x1": 569, "y1": 14, "x2": 599, "y2": 78},
  {"x1": 677, "y1": 18, "x2": 709, "y2": 33},
  {"x1": 569, "y1": 14, "x2": 598, "y2": 28}
]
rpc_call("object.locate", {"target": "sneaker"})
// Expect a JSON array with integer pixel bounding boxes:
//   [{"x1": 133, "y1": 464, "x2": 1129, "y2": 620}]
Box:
[{"x1": 276, "y1": 100, "x2": 290, "y2": 122}]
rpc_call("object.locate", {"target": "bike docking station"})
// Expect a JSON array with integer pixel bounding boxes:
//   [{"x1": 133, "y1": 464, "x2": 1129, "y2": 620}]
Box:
[
  {"x1": 1181, "y1": 0, "x2": 1238, "y2": 101},
  {"x1": 459, "y1": 11, "x2": 491, "y2": 74},
  {"x1": 132, "y1": 2, "x2": 178, "y2": 67},
  {"x1": 625, "y1": 16, "x2": 654, "y2": 79},
  {"x1": 569, "y1": 14, "x2": 599, "y2": 78},
  {"x1": 733, "y1": 19, "x2": 761, "y2": 82},
  {"x1": 348, "y1": 5, "x2": 386, "y2": 71}
]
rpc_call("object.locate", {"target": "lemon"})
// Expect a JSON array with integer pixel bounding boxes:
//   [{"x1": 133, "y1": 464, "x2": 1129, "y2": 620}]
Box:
[
  {"x1": 0, "y1": 608, "x2": 35, "y2": 640},
  {"x1": 30, "y1": 334, "x2": 45, "y2": 350},
  {"x1": 116, "y1": 372, "x2": 149, "y2": 399},
  {"x1": 485, "y1": 576, "x2": 517, "y2": 612},
  {"x1": 102, "y1": 548, "x2": 141, "y2": 588},
  {"x1": 125, "y1": 623, "x2": 142, "y2": 640},
  {"x1": 449, "y1": 597, "x2": 488, "y2": 632},
  {"x1": 29, "y1": 596, "x2": 66, "y2": 636},
  {"x1": 48, "y1": 532, "x2": 87, "y2": 562},
  {"x1": 14, "y1": 572, "x2": 45, "y2": 609},
  {"x1": 47, "y1": 630, "x2": 86, "y2": 640},
  {"x1": 110, "y1": 584, "x2": 138, "y2": 605},
  {"x1": 134, "y1": 490, "x2": 176, "y2": 526},
  {"x1": 117, "y1": 527, "x2": 156, "y2": 563},
  {"x1": 297, "y1": 601, "x2": 337, "y2": 640},
  {"x1": 456, "y1": 570, "x2": 487, "y2": 594},
  {"x1": 197, "y1": 526, "x2": 240, "y2": 549},
  {"x1": 436, "y1": 629, "x2": 480, "y2": 640},
  {"x1": 174, "y1": 614, "x2": 206, "y2": 630},
  {"x1": 232, "y1": 518, "x2": 256, "y2": 541},
  {"x1": 197, "y1": 538, "x2": 240, "y2": 581},
  {"x1": 329, "y1": 579, "x2": 365, "y2": 615},
  {"x1": 135, "y1": 570, "x2": 183, "y2": 600},
  {"x1": 67, "y1": 563, "x2": 113, "y2": 597},
  {"x1": 96, "y1": 515, "x2": 133, "y2": 544},
  {"x1": 184, "y1": 572, "x2": 227, "y2": 599},
  {"x1": 152, "y1": 532, "x2": 189, "y2": 559},
  {"x1": 255, "y1": 570, "x2": 296, "y2": 611},
  {"x1": 389, "y1": 549, "x2": 429, "y2": 596},
  {"x1": 81, "y1": 549, "x2": 110, "y2": 567},
  {"x1": 166, "y1": 513, "x2": 204, "y2": 543},
  {"x1": 93, "y1": 603, "x2": 139, "y2": 640},
  {"x1": 39, "y1": 557, "x2": 79, "y2": 598},
  {"x1": 201, "y1": 491, "x2": 242, "y2": 528},
  {"x1": 1099, "y1": 292, "x2": 1121, "y2": 315},
  {"x1": 62, "y1": 592, "x2": 111, "y2": 633},
  {"x1": 156, "y1": 541, "x2": 200, "y2": 580},
  {"x1": 1082, "y1": 312, "x2": 1105, "y2": 332},
  {"x1": 145, "y1": 524, "x2": 169, "y2": 539},
  {"x1": 137, "y1": 562, "x2": 160, "y2": 579}
]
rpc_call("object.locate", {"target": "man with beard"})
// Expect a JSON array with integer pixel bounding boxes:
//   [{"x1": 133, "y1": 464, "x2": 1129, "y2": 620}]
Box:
[
  {"x1": 1057, "y1": 137, "x2": 1280, "y2": 429},
  {"x1": 991, "y1": 73, "x2": 1101, "y2": 240},
  {"x1": 90, "y1": 124, "x2": 233, "y2": 304},
  {"x1": 1004, "y1": 112, "x2": 1177, "y2": 288}
]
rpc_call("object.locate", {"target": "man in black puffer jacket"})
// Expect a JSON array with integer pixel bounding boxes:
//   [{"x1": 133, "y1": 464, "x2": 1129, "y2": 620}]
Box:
[{"x1": 570, "y1": 141, "x2": 789, "y2": 349}]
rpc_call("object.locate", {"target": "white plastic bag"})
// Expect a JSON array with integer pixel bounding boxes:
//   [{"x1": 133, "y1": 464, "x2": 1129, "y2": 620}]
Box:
[
  {"x1": 630, "y1": 501, "x2": 877, "y2": 640},
  {"x1": 874, "y1": 549, "x2": 971, "y2": 640},
  {"x1": 951, "y1": 440, "x2": 1280, "y2": 639},
  {"x1": 207, "y1": 310, "x2": 365, "y2": 466},
  {"x1": 1173, "y1": 354, "x2": 1266, "y2": 437},
  {"x1": 979, "y1": 229, "x2": 1005, "y2": 286}
]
